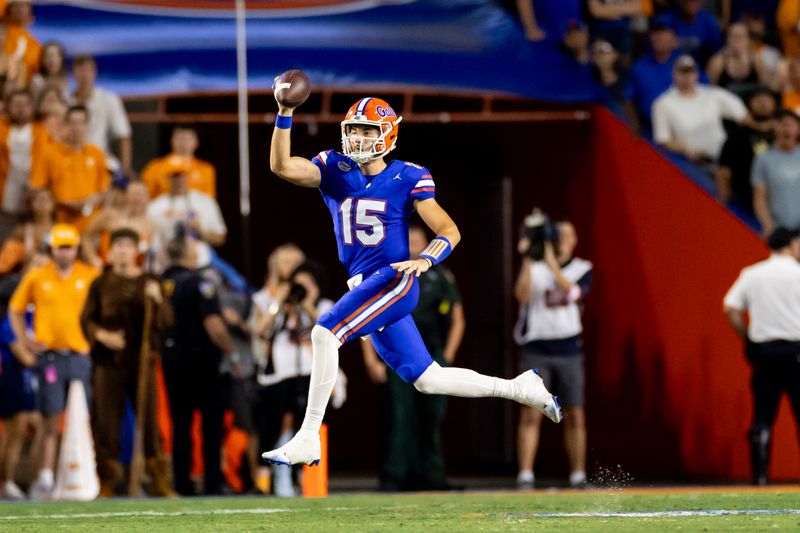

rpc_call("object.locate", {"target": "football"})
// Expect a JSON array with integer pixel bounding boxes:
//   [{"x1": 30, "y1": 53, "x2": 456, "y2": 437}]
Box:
[{"x1": 273, "y1": 69, "x2": 311, "y2": 108}]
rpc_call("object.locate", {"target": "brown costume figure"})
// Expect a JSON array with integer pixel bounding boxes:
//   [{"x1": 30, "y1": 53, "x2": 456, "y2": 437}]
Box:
[{"x1": 80, "y1": 228, "x2": 174, "y2": 497}]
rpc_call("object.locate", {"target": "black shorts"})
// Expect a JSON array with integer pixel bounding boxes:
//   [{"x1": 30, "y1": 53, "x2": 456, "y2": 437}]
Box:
[
  {"x1": 0, "y1": 358, "x2": 37, "y2": 418},
  {"x1": 520, "y1": 349, "x2": 584, "y2": 408}
]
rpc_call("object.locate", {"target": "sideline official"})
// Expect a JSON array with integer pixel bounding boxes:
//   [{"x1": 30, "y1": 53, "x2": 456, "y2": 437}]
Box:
[
  {"x1": 161, "y1": 235, "x2": 241, "y2": 495},
  {"x1": 723, "y1": 227, "x2": 800, "y2": 485}
]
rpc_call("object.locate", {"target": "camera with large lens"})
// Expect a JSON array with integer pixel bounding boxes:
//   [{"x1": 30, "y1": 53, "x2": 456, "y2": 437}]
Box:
[
  {"x1": 285, "y1": 282, "x2": 308, "y2": 305},
  {"x1": 520, "y1": 208, "x2": 559, "y2": 260}
]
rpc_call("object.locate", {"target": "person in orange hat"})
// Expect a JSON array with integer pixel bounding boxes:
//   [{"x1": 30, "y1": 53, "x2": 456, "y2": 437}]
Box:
[
  {"x1": 141, "y1": 125, "x2": 217, "y2": 199},
  {"x1": 8, "y1": 222, "x2": 99, "y2": 500}
]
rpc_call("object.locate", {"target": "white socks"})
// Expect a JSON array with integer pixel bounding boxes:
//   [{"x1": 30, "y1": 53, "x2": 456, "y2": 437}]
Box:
[
  {"x1": 414, "y1": 362, "x2": 516, "y2": 399},
  {"x1": 299, "y1": 326, "x2": 342, "y2": 434}
]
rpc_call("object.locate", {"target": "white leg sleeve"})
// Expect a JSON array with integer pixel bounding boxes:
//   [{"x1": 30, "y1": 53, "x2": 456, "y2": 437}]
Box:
[
  {"x1": 299, "y1": 325, "x2": 342, "y2": 434},
  {"x1": 413, "y1": 362, "x2": 515, "y2": 399}
]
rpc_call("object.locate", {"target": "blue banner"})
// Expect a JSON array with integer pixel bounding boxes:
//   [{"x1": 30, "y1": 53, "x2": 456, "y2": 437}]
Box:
[{"x1": 32, "y1": 0, "x2": 598, "y2": 101}]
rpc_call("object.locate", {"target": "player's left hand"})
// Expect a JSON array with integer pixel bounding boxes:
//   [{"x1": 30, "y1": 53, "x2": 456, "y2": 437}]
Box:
[{"x1": 391, "y1": 258, "x2": 431, "y2": 277}]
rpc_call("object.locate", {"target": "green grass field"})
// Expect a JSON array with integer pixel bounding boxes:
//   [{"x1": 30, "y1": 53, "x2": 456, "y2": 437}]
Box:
[{"x1": 2, "y1": 488, "x2": 800, "y2": 532}]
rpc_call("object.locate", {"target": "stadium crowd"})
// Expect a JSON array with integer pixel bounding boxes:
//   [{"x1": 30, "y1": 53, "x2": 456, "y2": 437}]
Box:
[
  {"x1": 0, "y1": 0, "x2": 795, "y2": 501},
  {"x1": 0, "y1": 0, "x2": 352, "y2": 501},
  {"x1": 519, "y1": 0, "x2": 800, "y2": 232}
]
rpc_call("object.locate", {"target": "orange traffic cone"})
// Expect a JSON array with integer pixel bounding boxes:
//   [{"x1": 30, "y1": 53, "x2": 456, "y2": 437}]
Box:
[{"x1": 302, "y1": 423, "x2": 328, "y2": 498}]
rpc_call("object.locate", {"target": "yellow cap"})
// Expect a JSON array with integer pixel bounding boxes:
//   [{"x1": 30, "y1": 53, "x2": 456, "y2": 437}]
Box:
[{"x1": 49, "y1": 223, "x2": 80, "y2": 247}]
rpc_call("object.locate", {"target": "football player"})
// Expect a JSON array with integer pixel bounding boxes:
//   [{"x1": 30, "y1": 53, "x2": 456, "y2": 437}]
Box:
[{"x1": 263, "y1": 91, "x2": 562, "y2": 467}]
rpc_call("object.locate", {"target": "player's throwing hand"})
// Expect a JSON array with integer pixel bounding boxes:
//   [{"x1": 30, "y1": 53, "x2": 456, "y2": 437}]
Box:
[{"x1": 391, "y1": 258, "x2": 432, "y2": 277}]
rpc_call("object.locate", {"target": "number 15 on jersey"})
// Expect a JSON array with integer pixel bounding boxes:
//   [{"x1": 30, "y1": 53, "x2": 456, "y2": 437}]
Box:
[{"x1": 339, "y1": 197, "x2": 387, "y2": 247}]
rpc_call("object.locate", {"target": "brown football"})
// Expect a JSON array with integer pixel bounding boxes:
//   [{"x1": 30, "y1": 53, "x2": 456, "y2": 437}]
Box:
[{"x1": 273, "y1": 69, "x2": 311, "y2": 108}]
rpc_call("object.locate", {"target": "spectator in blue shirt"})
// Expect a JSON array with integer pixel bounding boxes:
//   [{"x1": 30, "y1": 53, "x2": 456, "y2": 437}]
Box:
[
  {"x1": 664, "y1": 0, "x2": 723, "y2": 66},
  {"x1": 626, "y1": 16, "x2": 681, "y2": 135}
]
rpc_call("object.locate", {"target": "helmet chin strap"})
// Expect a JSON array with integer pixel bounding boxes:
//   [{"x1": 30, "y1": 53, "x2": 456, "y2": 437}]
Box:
[{"x1": 343, "y1": 134, "x2": 383, "y2": 163}]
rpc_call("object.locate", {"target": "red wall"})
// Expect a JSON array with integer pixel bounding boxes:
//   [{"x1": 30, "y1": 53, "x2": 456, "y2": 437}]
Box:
[{"x1": 583, "y1": 107, "x2": 800, "y2": 479}]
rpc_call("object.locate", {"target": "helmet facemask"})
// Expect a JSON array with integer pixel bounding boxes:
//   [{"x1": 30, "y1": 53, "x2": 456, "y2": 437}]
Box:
[{"x1": 340, "y1": 116, "x2": 402, "y2": 164}]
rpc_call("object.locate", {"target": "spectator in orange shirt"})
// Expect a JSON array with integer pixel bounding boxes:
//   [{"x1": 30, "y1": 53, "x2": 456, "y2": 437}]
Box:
[
  {"x1": 8, "y1": 223, "x2": 99, "y2": 501},
  {"x1": 31, "y1": 105, "x2": 109, "y2": 231},
  {"x1": 3, "y1": 0, "x2": 41, "y2": 87},
  {"x1": 0, "y1": 89, "x2": 49, "y2": 240},
  {"x1": 141, "y1": 126, "x2": 217, "y2": 199}
]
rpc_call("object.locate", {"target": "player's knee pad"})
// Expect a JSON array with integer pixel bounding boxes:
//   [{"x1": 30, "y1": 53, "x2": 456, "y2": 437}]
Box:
[
  {"x1": 413, "y1": 361, "x2": 443, "y2": 395},
  {"x1": 311, "y1": 324, "x2": 341, "y2": 348}
]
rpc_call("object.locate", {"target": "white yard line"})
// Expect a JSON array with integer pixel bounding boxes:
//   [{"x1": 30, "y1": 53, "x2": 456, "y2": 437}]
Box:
[
  {"x1": 0, "y1": 508, "x2": 294, "y2": 520},
  {"x1": 511, "y1": 509, "x2": 800, "y2": 518}
]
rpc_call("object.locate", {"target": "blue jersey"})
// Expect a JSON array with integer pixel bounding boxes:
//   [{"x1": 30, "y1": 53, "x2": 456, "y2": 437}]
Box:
[{"x1": 312, "y1": 150, "x2": 436, "y2": 278}]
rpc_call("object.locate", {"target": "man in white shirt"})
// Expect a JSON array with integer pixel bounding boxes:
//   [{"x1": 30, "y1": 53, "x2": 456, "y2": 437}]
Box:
[
  {"x1": 146, "y1": 159, "x2": 227, "y2": 250},
  {"x1": 652, "y1": 54, "x2": 748, "y2": 162},
  {"x1": 723, "y1": 227, "x2": 800, "y2": 485},
  {"x1": 70, "y1": 55, "x2": 132, "y2": 175}
]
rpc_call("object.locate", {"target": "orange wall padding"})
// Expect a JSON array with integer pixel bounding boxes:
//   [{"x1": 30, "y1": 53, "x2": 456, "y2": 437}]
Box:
[{"x1": 583, "y1": 107, "x2": 800, "y2": 480}]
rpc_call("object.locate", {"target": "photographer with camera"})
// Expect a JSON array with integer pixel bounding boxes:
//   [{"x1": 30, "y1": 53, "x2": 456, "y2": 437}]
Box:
[
  {"x1": 250, "y1": 247, "x2": 346, "y2": 496},
  {"x1": 513, "y1": 210, "x2": 592, "y2": 489}
]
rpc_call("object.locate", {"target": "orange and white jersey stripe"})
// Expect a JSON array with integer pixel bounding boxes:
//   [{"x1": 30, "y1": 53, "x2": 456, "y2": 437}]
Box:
[{"x1": 330, "y1": 271, "x2": 414, "y2": 343}]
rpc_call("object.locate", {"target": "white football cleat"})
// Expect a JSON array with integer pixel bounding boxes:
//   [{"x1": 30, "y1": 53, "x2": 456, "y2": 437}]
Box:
[
  {"x1": 513, "y1": 369, "x2": 562, "y2": 423},
  {"x1": 4, "y1": 480, "x2": 26, "y2": 501},
  {"x1": 262, "y1": 429, "x2": 321, "y2": 467}
]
